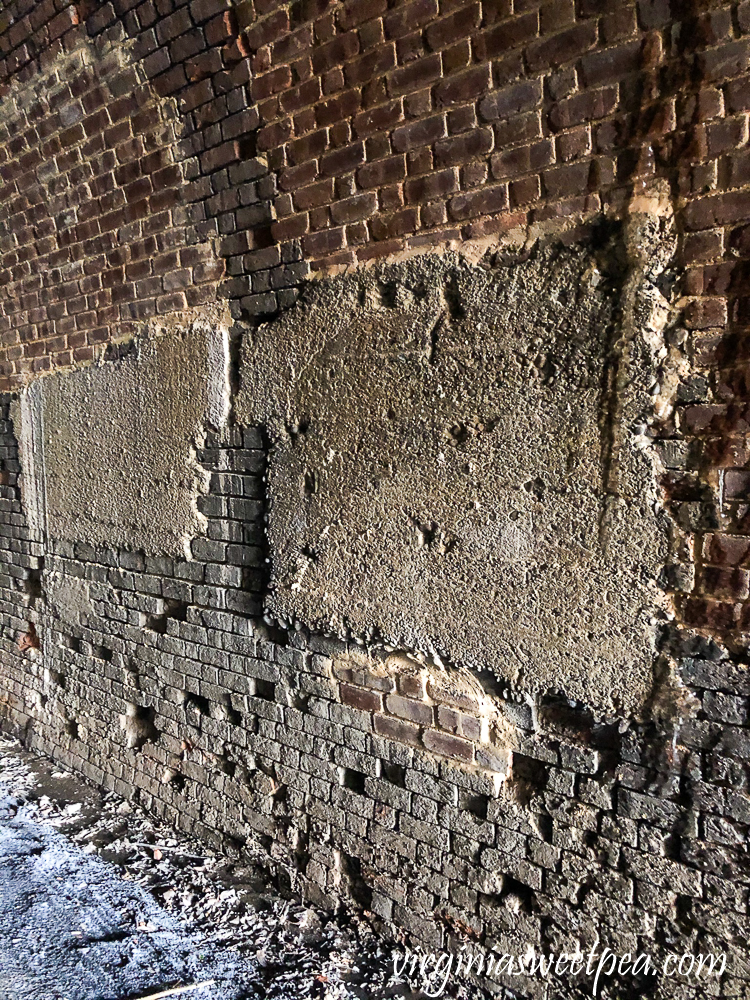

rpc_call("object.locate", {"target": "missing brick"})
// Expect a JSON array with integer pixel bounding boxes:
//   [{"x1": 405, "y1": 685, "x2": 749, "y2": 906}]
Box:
[
  {"x1": 184, "y1": 693, "x2": 211, "y2": 727},
  {"x1": 254, "y1": 678, "x2": 275, "y2": 701},
  {"x1": 461, "y1": 792, "x2": 489, "y2": 821},
  {"x1": 339, "y1": 852, "x2": 372, "y2": 910},
  {"x1": 121, "y1": 702, "x2": 160, "y2": 751},
  {"x1": 340, "y1": 768, "x2": 366, "y2": 795},
  {"x1": 381, "y1": 762, "x2": 406, "y2": 787},
  {"x1": 508, "y1": 754, "x2": 549, "y2": 807}
]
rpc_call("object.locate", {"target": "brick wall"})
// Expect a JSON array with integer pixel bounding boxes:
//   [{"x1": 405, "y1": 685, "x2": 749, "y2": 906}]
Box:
[
  {"x1": 0, "y1": 404, "x2": 747, "y2": 997},
  {"x1": 3, "y1": 0, "x2": 750, "y2": 650},
  {"x1": 2, "y1": 0, "x2": 750, "y2": 995}
]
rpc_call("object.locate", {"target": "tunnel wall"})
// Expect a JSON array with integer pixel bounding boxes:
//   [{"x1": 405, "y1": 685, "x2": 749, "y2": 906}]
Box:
[{"x1": 0, "y1": 1, "x2": 750, "y2": 996}]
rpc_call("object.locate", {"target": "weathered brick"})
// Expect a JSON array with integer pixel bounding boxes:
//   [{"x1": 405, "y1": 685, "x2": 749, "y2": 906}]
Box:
[
  {"x1": 423, "y1": 729, "x2": 474, "y2": 762},
  {"x1": 386, "y1": 693, "x2": 433, "y2": 726},
  {"x1": 472, "y1": 11, "x2": 539, "y2": 62},
  {"x1": 392, "y1": 114, "x2": 446, "y2": 152},
  {"x1": 448, "y1": 184, "x2": 508, "y2": 219},
  {"x1": 374, "y1": 712, "x2": 423, "y2": 746},
  {"x1": 434, "y1": 127, "x2": 493, "y2": 167}
]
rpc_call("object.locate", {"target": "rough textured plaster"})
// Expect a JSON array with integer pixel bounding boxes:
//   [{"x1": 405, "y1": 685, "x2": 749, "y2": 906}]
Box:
[
  {"x1": 25, "y1": 319, "x2": 229, "y2": 558},
  {"x1": 237, "y1": 237, "x2": 673, "y2": 715},
  {"x1": 10, "y1": 386, "x2": 45, "y2": 543}
]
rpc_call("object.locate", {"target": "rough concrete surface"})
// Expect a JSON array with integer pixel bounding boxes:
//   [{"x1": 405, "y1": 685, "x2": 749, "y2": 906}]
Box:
[
  {"x1": 18, "y1": 319, "x2": 230, "y2": 558},
  {"x1": 237, "y1": 243, "x2": 671, "y2": 715}
]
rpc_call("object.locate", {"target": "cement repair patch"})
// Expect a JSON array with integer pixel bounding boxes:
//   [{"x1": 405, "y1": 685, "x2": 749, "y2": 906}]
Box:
[
  {"x1": 237, "y1": 244, "x2": 670, "y2": 715},
  {"x1": 16, "y1": 320, "x2": 229, "y2": 559}
]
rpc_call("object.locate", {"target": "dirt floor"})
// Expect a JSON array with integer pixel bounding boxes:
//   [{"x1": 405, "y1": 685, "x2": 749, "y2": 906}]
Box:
[{"x1": 0, "y1": 736, "x2": 453, "y2": 1000}]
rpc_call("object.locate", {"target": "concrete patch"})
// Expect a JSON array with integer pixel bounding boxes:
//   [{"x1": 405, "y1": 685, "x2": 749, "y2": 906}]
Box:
[
  {"x1": 237, "y1": 241, "x2": 671, "y2": 715},
  {"x1": 10, "y1": 386, "x2": 45, "y2": 543},
  {"x1": 20, "y1": 320, "x2": 229, "y2": 558}
]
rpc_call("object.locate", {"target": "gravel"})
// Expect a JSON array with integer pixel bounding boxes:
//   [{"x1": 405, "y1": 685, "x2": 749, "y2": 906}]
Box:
[{"x1": 0, "y1": 736, "x2": 436, "y2": 1000}]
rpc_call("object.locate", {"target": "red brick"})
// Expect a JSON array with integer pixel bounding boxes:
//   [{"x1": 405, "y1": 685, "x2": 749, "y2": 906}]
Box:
[
  {"x1": 434, "y1": 128, "x2": 493, "y2": 167},
  {"x1": 436, "y1": 705, "x2": 484, "y2": 741},
  {"x1": 311, "y1": 31, "x2": 360, "y2": 74},
  {"x1": 704, "y1": 534, "x2": 750, "y2": 568},
  {"x1": 392, "y1": 113, "x2": 446, "y2": 152},
  {"x1": 357, "y1": 154, "x2": 406, "y2": 188},
  {"x1": 384, "y1": 0, "x2": 438, "y2": 39},
  {"x1": 728, "y1": 149, "x2": 750, "y2": 190},
  {"x1": 526, "y1": 21, "x2": 598, "y2": 72},
  {"x1": 682, "y1": 597, "x2": 738, "y2": 631},
  {"x1": 491, "y1": 138, "x2": 554, "y2": 180},
  {"x1": 345, "y1": 44, "x2": 397, "y2": 87},
  {"x1": 272, "y1": 24, "x2": 313, "y2": 64},
  {"x1": 302, "y1": 226, "x2": 345, "y2": 257},
  {"x1": 319, "y1": 141, "x2": 365, "y2": 176},
  {"x1": 479, "y1": 79, "x2": 542, "y2": 122},
  {"x1": 681, "y1": 229, "x2": 724, "y2": 264},
  {"x1": 200, "y1": 140, "x2": 240, "y2": 172},
  {"x1": 708, "y1": 115, "x2": 748, "y2": 158},
  {"x1": 472, "y1": 11, "x2": 539, "y2": 62},
  {"x1": 726, "y1": 470, "x2": 750, "y2": 500},
  {"x1": 425, "y1": 4, "x2": 481, "y2": 51},
  {"x1": 257, "y1": 118, "x2": 293, "y2": 151},
  {"x1": 315, "y1": 88, "x2": 361, "y2": 127},
  {"x1": 543, "y1": 161, "x2": 590, "y2": 200},
  {"x1": 293, "y1": 178, "x2": 335, "y2": 210},
  {"x1": 404, "y1": 168, "x2": 459, "y2": 203},
  {"x1": 448, "y1": 183, "x2": 508, "y2": 220},
  {"x1": 252, "y1": 65, "x2": 292, "y2": 101},
  {"x1": 549, "y1": 86, "x2": 618, "y2": 131},
  {"x1": 373, "y1": 712, "x2": 423, "y2": 746},
  {"x1": 680, "y1": 404, "x2": 728, "y2": 434},
  {"x1": 387, "y1": 54, "x2": 442, "y2": 96},
  {"x1": 700, "y1": 566, "x2": 750, "y2": 601},
  {"x1": 370, "y1": 207, "x2": 418, "y2": 240},
  {"x1": 434, "y1": 65, "x2": 491, "y2": 108},
  {"x1": 699, "y1": 39, "x2": 750, "y2": 82},
  {"x1": 337, "y1": 0, "x2": 387, "y2": 30},
  {"x1": 423, "y1": 728, "x2": 475, "y2": 762},
  {"x1": 191, "y1": 0, "x2": 231, "y2": 23},
  {"x1": 385, "y1": 693, "x2": 433, "y2": 726},
  {"x1": 727, "y1": 75, "x2": 750, "y2": 113},
  {"x1": 557, "y1": 126, "x2": 591, "y2": 162},
  {"x1": 683, "y1": 297, "x2": 728, "y2": 330},
  {"x1": 288, "y1": 128, "x2": 328, "y2": 164},
  {"x1": 684, "y1": 191, "x2": 750, "y2": 231},
  {"x1": 271, "y1": 213, "x2": 309, "y2": 240},
  {"x1": 245, "y1": 9, "x2": 289, "y2": 50},
  {"x1": 397, "y1": 673, "x2": 427, "y2": 699},
  {"x1": 580, "y1": 41, "x2": 641, "y2": 87},
  {"x1": 404, "y1": 89, "x2": 432, "y2": 118},
  {"x1": 540, "y1": 0, "x2": 575, "y2": 33},
  {"x1": 353, "y1": 100, "x2": 403, "y2": 137},
  {"x1": 277, "y1": 162, "x2": 316, "y2": 193},
  {"x1": 279, "y1": 77, "x2": 321, "y2": 114},
  {"x1": 331, "y1": 192, "x2": 378, "y2": 223},
  {"x1": 510, "y1": 174, "x2": 541, "y2": 206},
  {"x1": 341, "y1": 682, "x2": 383, "y2": 712},
  {"x1": 443, "y1": 39, "x2": 472, "y2": 75}
]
